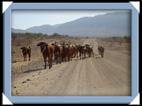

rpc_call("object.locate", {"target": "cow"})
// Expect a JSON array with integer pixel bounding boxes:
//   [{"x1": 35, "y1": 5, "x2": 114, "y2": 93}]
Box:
[
  {"x1": 37, "y1": 42, "x2": 53, "y2": 69},
  {"x1": 71, "y1": 44, "x2": 78, "y2": 58},
  {"x1": 68, "y1": 45, "x2": 76, "y2": 61},
  {"x1": 60, "y1": 43, "x2": 74, "y2": 62},
  {"x1": 61, "y1": 43, "x2": 70, "y2": 62},
  {"x1": 76, "y1": 45, "x2": 85, "y2": 59},
  {"x1": 90, "y1": 47, "x2": 94, "y2": 57},
  {"x1": 51, "y1": 43, "x2": 62, "y2": 64},
  {"x1": 58, "y1": 44, "x2": 64, "y2": 63},
  {"x1": 98, "y1": 46, "x2": 105, "y2": 58},
  {"x1": 84, "y1": 44, "x2": 94, "y2": 58},
  {"x1": 20, "y1": 46, "x2": 31, "y2": 61}
]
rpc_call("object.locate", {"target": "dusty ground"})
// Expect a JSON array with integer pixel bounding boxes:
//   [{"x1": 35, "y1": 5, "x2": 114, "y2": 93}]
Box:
[{"x1": 12, "y1": 38, "x2": 131, "y2": 96}]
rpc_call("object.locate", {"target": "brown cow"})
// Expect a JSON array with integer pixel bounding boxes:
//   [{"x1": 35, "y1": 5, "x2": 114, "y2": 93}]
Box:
[
  {"x1": 21, "y1": 46, "x2": 31, "y2": 61},
  {"x1": 62, "y1": 43, "x2": 70, "y2": 62},
  {"x1": 98, "y1": 46, "x2": 104, "y2": 58},
  {"x1": 51, "y1": 43, "x2": 62, "y2": 64},
  {"x1": 65, "y1": 44, "x2": 78, "y2": 61},
  {"x1": 68, "y1": 46, "x2": 74, "y2": 61},
  {"x1": 71, "y1": 45, "x2": 78, "y2": 58},
  {"x1": 37, "y1": 42, "x2": 53, "y2": 69}
]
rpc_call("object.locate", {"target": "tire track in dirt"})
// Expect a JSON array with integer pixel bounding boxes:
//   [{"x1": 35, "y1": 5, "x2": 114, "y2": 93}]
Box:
[
  {"x1": 105, "y1": 50, "x2": 130, "y2": 70},
  {"x1": 63, "y1": 59, "x2": 83, "y2": 95},
  {"x1": 44, "y1": 60, "x2": 80, "y2": 95},
  {"x1": 90, "y1": 56, "x2": 130, "y2": 95}
]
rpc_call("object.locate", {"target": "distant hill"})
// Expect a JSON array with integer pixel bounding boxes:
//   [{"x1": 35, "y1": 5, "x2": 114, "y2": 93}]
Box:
[
  {"x1": 12, "y1": 28, "x2": 26, "y2": 33},
  {"x1": 12, "y1": 12, "x2": 130, "y2": 37}
]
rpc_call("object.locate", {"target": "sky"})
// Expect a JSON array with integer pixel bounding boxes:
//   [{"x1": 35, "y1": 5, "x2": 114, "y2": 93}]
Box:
[{"x1": 11, "y1": 10, "x2": 124, "y2": 30}]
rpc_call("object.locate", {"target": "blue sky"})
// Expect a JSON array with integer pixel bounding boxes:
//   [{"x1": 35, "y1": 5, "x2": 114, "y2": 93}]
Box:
[{"x1": 12, "y1": 10, "x2": 122, "y2": 30}]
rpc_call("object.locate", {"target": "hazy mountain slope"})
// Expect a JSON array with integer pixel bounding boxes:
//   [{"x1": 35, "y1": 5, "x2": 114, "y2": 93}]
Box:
[{"x1": 12, "y1": 12, "x2": 130, "y2": 37}]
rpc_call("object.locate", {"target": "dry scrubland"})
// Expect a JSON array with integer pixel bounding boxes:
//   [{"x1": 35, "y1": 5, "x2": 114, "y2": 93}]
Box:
[{"x1": 12, "y1": 33, "x2": 131, "y2": 96}]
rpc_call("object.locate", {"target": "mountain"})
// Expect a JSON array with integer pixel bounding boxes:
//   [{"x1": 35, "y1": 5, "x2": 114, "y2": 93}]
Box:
[
  {"x1": 12, "y1": 12, "x2": 130, "y2": 37},
  {"x1": 12, "y1": 28, "x2": 26, "y2": 33}
]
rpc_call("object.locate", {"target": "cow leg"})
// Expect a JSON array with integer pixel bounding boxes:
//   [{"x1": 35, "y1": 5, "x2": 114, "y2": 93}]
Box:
[
  {"x1": 89, "y1": 52, "x2": 91, "y2": 57},
  {"x1": 65, "y1": 56, "x2": 67, "y2": 62},
  {"x1": 62, "y1": 56, "x2": 66, "y2": 62},
  {"x1": 48, "y1": 57, "x2": 52, "y2": 69},
  {"x1": 59, "y1": 56, "x2": 61, "y2": 64},
  {"x1": 102, "y1": 52, "x2": 104, "y2": 58},
  {"x1": 55, "y1": 56, "x2": 58, "y2": 64},
  {"x1": 92, "y1": 51, "x2": 94, "y2": 57},
  {"x1": 76, "y1": 52, "x2": 78, "y2": 58},
  {"x1": 59, "y1": 53, "x2": 61, "y2": 64},
  {"x1": 29, "y1": 54, "x2": 31, "y2": 61},
  {"x1": 23, "y1": 55, "x2": 25, "y2": 61},
  {"x1": 44, "y1": 58, "x2": 47, "y2": 69},
  {"x1": 80, "y1": 53, "x2": 82, "y2": 59},
  {"x1": 57, "y1": 54, "x2": 60, "y2": 64},
  {"x1": 54, "y1": 55, "x2": 58, "y2": 64},
  {"x1": 57, "y1": 53, "x2": 59, "y2": 64},
  {"x1": 61, "y1": 56, "x2": 63, "y2": 62},
  {"x1": 58, "y1": 56, "x2": 61, "y2": 64},
  {"x1": 70, "y1": 56, "x2": 72, "y2": 61},
  {"x1": 68, "y1": 56, "x2": 70, "y2": 61},
  {"x1": 26, "y1": 54, "x2": 28, "y2": 61},
  {"x1": 75, "y1": 52, "x2": 77, "y2": 58},
  {"x1": 65, "y1": 57, "x2": 66, "y2": 62},
  {"x1": 79, "y1": 52, "x2": 81, "y2": 59},
  {"x1": 24, "y1": 55, "x2": 27, "y2": 61}
]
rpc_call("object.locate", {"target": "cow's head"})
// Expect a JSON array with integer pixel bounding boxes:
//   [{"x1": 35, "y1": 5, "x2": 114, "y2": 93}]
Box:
[
  {"x1": 37, "y1": 42, "x2": 48, "y2": 52},
  {"x1": 37, "y1": 42, "x2": 48, "y2": 46},
  {"x1": 21, "y1": 47, "x2": 26, "y2": 50}
]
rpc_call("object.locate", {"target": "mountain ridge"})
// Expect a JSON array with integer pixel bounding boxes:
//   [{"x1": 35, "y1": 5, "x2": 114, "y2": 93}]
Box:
[{"x1": 12, "y1": 12, "x2": 130, "y2": 37}]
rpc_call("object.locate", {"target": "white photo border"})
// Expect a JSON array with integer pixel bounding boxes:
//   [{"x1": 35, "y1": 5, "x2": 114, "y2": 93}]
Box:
[{"x1": 3, "y1": 2, "x2": 139, "y2": 104}]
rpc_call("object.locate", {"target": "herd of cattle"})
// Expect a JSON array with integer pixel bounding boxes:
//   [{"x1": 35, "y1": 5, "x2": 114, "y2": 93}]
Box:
[{"x1": 20, "y1": 42, "x2": 104, "y2": 69}]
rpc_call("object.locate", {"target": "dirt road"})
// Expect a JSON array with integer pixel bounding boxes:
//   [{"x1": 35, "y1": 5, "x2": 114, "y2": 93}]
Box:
[{"x1": 12, "y1": 39, "x2": 131, "y2": 96}]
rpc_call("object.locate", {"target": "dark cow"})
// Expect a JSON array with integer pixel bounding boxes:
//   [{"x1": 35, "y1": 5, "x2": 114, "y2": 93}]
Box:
[
  {"x1": 51, "y1": 43, "x2": 62, "y2": 64},
  {"x1": 61, "y1": 43, "x2": 70, "y2": 62},
  {"x1": 76, "y1": 45, "x2": 84, "y2": 59},
  {"x1": 83, "y1": 45, "x2": 88, "y2": 58},
  {"x1": 84, "y1": 44, "x2": 94, "y2": 58},
  {"x1": 21, "y1": 46, "x2": 31, "y2": 61},
  {"x1": 98, "y1": 46, "x2": 105, "y2": 58},
  {"x1": 37, "y1": 42, "x2": 53, "y2": 69},
  {"x1": 76, "y1": 44, "x2": 94, "y2": 59}
]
